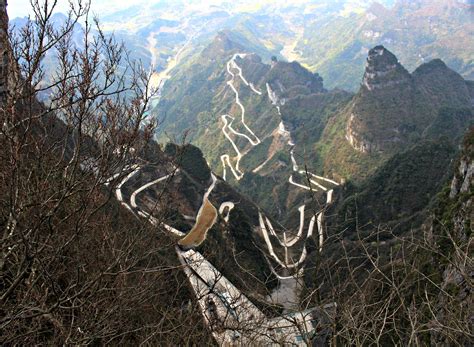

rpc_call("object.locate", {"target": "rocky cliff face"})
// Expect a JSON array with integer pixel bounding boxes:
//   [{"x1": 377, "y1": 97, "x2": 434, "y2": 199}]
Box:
[
  {"x1": 449, "y1": 148, "x2": 473, "y2": 200},
  {"x1": 346, "y1": 45, "x2": 473, "y2": 154},
  {"x1": 346, "y1": 46, "x2": 414, "y2": 154},
  {"x1": 361, "y1": 46, "x2": 410, "y2": 91},
  {"x1": 428, "y1": 129, "x2": 473, "y2": 345}
]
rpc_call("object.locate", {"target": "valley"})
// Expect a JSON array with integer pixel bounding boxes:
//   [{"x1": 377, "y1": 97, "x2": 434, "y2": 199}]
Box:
[
  {"x1": 147, "y1": 25, "x2": 473, "y2": 342},
  {"x1": 102, "y1": 48, "x2": 341, "y2": 336},
  {"x1": 3, "y1": 1, "x2": 473, "y2": 345},
  {"x1": 108, "y1": 149, "x2": 326, "y2": 344}
]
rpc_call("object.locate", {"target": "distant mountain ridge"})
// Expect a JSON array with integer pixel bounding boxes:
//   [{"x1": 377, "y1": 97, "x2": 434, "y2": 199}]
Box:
[
  {"x1": 11, "y1": 0, "x2": 472, "y2": 91},
  {"x1": 296, "y1": 0, "x2": 473, "y2": 90}
]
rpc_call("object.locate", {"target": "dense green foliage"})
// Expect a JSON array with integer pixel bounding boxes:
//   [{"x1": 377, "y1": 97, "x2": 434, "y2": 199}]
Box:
[
  {"x1": 165, "y1": 143, "x2": 211, "y2": 183},
  {"x1": 424, "y1": 107, "x2": 474, "y2": 140},
  {"x1": 330, "y1": 139, "x2": 456, "y2": 237}
]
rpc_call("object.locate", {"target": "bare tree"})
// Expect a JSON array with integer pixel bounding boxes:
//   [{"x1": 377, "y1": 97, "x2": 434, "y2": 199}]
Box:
[{"x1": 0, "y1": 1, "x2": 213, "y2": 344}]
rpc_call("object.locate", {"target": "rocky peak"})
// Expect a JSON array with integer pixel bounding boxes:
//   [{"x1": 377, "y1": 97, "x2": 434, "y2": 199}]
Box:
[
  {"x1": 362, "y1": 45, "x2": 410, "y2": 91},
  {"x1": 367, "y1": 45, "x2": 398, "y2": 67},
  {"x1": 413, "y1": 58, "x2": 448, "y2": 75},
  {"x1": 413, "y1": 58, "x2": 468, "y2": 88},
  {"x1": 346, "y1": 46, "x2": 414, "y2": 154},
  {"x1": 414, "y1": 58, "x2": 472, "y2": 111},
  {"x1": 346, "y1": 45, "x2": 472, "y2": 155},
  {"x1": 202, "y1": 31, "x2": 244, "y2": 59},
  {"x1": 266, "y1": 60, "x2": 325, "y2": 97}
]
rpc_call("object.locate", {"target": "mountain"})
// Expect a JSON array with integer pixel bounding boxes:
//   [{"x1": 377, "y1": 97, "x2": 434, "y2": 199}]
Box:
[
  {"x1": 1, "y1": 6, "x2": 284, "y2": 343},
  {"x1": 345, "y1": 46, "x2": 471, "y2": 154},
  {"x1": 154, "y1": 33, "x2": 472, "y2": 221},
  {"x1": 153, "y1": 31, "x2": 346, "y2": 222},
  {"x1": 145, "y1": 42, "x2": 470, "y2": 343},
  {"x1": 150, "y1": 21, "x2": 473, "y2": 346},
  {"x1": 315, "y1": 45, "x2": 473, "y2": 180},
  {"x1": 11, "y1": 0, "x2": 472, "y2": 92},
  {"x1": 296, "y1": 0, "x2": 473, "y2": 90},
  {"x1": 4, "y1": 1, "x2": 473, "y2": 345}
]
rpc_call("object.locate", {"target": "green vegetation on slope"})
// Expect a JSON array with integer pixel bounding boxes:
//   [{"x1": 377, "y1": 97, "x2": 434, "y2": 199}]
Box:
[
  {"x1": 165, "y1": 143, "x2": 211, "y2": 183},
  {"x1": 329, "y1": 138, "x2": 457, "y2": 237}
]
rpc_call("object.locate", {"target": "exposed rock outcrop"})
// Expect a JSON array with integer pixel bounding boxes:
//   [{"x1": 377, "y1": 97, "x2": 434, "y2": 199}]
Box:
[
  {"x1": 345, "y1": 113, "x2": 379, "y2": 153},
  {"x1": 362, "y1": 45, "x2": 410, "y2": 91},
  {"x1": 202, "y1": 31, "x2": 245, "y2": 60},
  {"x1": 429, "y1": 129, "x2": 473, "y2": 345},
  {"x1": 266, "y1": 60, "x2": 325, "y2": 99},
  {"x1": 450, "y1": 156, "x2": 474, "y2": 199}
]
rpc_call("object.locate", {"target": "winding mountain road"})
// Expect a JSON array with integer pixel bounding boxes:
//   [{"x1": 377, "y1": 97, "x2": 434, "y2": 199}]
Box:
[
  {"x1": 130, "y1": 171, "x2": 178, "y2": 208},
  {"x1": 300, "y1": 171, "x2": 340, "y2": 186},
  {"x1": 115, "y1": 165, "x2": 141, "y2": 211},
  {"x1": 259, "y1": 209, "x2": 316, "y2": 272},
  {"x1": 255, "y1": 76, "x2": 343, "y2": 283},
  {"x1": 289, "y1": 175, "x2": 311, "y2": 191},
  {"x1": 285, "y1": 205, "x2": 306, "y2": 247},
  {"x1": 216, "y1": 55, "x2": 344, "y2": 293},
  {"x1": 218, "y1": 202, "x2": 235, "y2": 223},
  {"x1": 220, "y1": 53, "x2": 264, "y2": 181}
]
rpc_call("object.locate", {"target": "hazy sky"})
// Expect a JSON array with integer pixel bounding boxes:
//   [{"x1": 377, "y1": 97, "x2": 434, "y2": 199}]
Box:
[
  {"x1": 8, "y1": 0, "x2": 141, "y2": 19},
  {"x1": 8, "y1": 0, "x2": 318, "y2": 19},
  {"x1": 8, "y1": 0, "x2": 398, "y2": 20}
]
